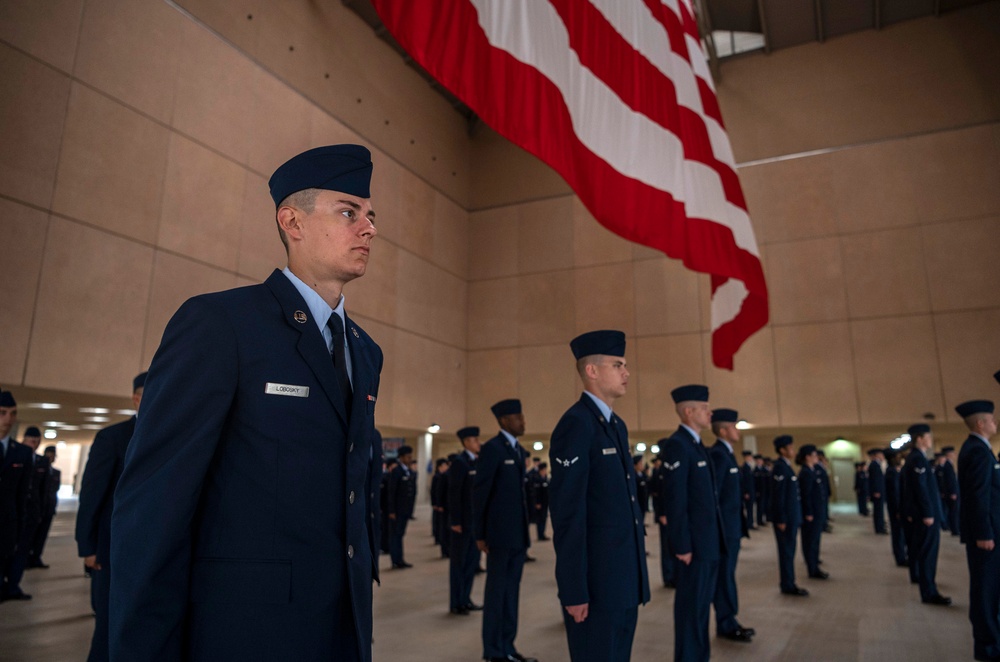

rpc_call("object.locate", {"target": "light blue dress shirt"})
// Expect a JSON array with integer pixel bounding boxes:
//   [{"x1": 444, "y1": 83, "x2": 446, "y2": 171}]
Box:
[
  {"x1": 282, "y1": 267, "x2": 353, "y2": 387},
  {"x1": 582, "y1": 390, "x2": 613, "y2": 422}
]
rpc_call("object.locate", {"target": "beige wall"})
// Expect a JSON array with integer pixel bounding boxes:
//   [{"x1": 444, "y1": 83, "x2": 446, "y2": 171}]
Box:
[{"x1": 1, "y1": 0, "x2": 998, "y2": 452}]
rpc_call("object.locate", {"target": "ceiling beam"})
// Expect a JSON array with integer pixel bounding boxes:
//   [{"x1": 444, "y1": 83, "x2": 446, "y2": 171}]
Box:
[{"x1": 756, "y1": 0, "x2": 772, "y2": 53}]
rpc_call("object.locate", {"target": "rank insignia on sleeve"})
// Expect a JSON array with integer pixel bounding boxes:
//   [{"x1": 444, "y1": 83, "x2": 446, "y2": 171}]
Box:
[{"x1": 555, "y1": 456, "x2": 579, "y2": 468}]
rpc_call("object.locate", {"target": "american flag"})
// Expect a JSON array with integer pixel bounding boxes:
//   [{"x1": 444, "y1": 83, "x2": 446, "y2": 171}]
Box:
[{"x1": 372, "y1": 0, "x2": 769, "y2": 369}]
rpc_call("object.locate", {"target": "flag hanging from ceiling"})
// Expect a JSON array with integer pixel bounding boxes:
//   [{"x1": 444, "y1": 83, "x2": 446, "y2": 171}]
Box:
[{"x1": 371, "y1": 0, "x2": 768, "y2": 370}]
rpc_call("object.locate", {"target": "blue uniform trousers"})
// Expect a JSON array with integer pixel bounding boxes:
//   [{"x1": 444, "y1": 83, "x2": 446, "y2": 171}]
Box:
[
  {"x1": 449, "y1": 532, "x2": 478, "y2": 610},
  {"x1": 563, "y1": 604, "x2": 638, "y2": 662},
  {"x1": 774, "y1": 524, "x2": 798, "y2": 591},
  {"x1": 713, "y1": 540, "x2": 740, "y2": 634},
  {"x1": 482, "y1": 547, "x2": 526, "y2": 659},
  {"x1": 801, "y1": 520, "x2": 822, "y2": 575},
  {"x1": 674, "y1": 558, "x2": 718, "y2": 662},
  {"x1": 944, "y1": 498, "x2": 960, "y2": 535},
  {"x1": 390, "y1": 517, "x2": 409, "y2": 565},
  {"x1": 535, "y1": 509, "x2": 548, "y2": 540},
  {"x1": 889, "y1": 514, "x2": 907, "y2": 566},
  {"x1": 2, "y1": 519, "x2": 39, "y2": 597},
  {"x1": 903, "y1": 520, "x2": 920, "y2": 583},
  {"x1": 743, "y1": 498, "x2": 755, "y2": 529},
  {"x1": 857, "y1": 493, "x2": 869, "y2": 516},
  {"x1": 872, "y1": 496, "x2": 886, "y2": 533},
  {"x1": 911, "y1": 520, "x2": 941, "y2": 601},
  {"x1": 967, "y1": 545, "x2": 1000, "y2": 660},
  {"x1": 88, "y1": 565, "x2": 111, "y2": 662},
  {"x1": 658, "y1": 523, "x2": 676, "y2": 585}
]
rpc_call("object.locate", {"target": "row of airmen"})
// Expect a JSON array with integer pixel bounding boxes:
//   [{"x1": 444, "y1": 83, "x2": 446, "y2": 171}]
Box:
[{"x1": 0, "y1": 391, "x2": 63, "y2": 603}]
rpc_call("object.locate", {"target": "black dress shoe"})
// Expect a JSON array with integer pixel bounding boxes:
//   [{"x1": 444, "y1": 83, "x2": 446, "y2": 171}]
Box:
[
  {"x1": 464, "y1": 602, "x2": 484, "y2": 611},
  {"x1": 809, "y1": 570, "x2": 829, "y2": 580},
  {"x1": 664, "y1": 581, "x2": 676, "y2": 589},
  {"x1": 392, "y1": 562, "x2": 413, "y2": 569},
  {"x1": 525, "y1": 555, "x2": 537, "y2": 563},
  {"x1": 736, "y1": 624, "x2": 756, "y2": 636},
  {"x1": 510, "y1": 653, "x2": 538, "y2": 662},
  {"x1": 719, "y1": 628, "x2": 753, "y2": 642},
  {"x1": 923, "y1": 594, "x2": 952, "y2": 606},
  {"x1": 26, "y1": 560, "x2": 49, "y2": 569},
  {"x1": 450, "y1": 607, "x2": 470, "y2": 615},
  {"x1": 781, "y1": 586, "x2": 809, "y2": 596},
  {"x1": 476, "y1": 566, "x2": 486, "y2": 574},
  {"x1": 538, "y1": 535, "x2": 550, "y2": 541},
  {"x1": 2, "y1": 591, "x2": 32, "y2": 601}
]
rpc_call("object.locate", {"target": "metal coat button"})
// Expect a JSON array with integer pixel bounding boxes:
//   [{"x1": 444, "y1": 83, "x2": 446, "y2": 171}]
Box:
[
  {"x1": 349, "y1": 491, "x2": 356, "y2": 504},
  {"x1": 347, "y1": 545, "x2": 354, "y2": 559}
]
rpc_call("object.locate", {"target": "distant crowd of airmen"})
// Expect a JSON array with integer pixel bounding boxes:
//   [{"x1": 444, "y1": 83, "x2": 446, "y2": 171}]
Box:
[{"x1": 371, "y1": 356, "x2": 1000, "y2": 662}]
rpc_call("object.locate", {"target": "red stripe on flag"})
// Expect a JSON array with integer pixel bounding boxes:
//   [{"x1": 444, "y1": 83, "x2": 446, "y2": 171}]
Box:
[{"x1": 371, "y1": 0, "x2": 767, "y2": 368}]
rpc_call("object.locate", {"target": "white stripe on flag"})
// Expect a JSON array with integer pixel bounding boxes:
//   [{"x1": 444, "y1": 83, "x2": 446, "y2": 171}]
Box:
[{"x1": 469, "y1": 0, "x2": 758, "y2": 256}]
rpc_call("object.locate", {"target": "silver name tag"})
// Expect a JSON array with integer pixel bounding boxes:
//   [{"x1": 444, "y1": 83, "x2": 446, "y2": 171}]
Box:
[
  {"x1": 729, "y1": 467, "x2": 738, "y2": 473},
  {"x1": 265, "y1": 382, "x2": 309, "y2": 397},
  {"x1": 697, "y1": 461, "x2": 707, "y2": 467},
  {"x1": 469, "y1": 470, "x2": 477, "y2": 475},
  {"x1": 504, "y1": 459, "x2": 515, "y2": 465},
  {"x1": 603, "y1": 448, "x2": 616, "y2": 455}
]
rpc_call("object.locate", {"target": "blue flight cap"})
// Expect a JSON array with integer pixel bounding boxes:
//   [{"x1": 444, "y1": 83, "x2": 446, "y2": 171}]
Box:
[
  {"x1": 867, "y1": 448, "x2": 884, "y2": 457},
  {"x1": 884, "y1": 449, "x2": 897, "y2": 460},
  {"x1": 907, "y1": 423, "x2": 931, "y2": 437},
  {"x1": 491, "y1": 399, "x2": 522, "y2": 418},
  {"x1": 711, "y1": 408, "x2": 738, "y2": 423},
  {"x1": 457, "y1": 426, "x2": 480, "y2": 440},
  {"x1": 799, "y1": 444, "x2": 817, "y2": 456},
  {"x1": 570, "y1": 330, "x2": 626, "y2": 359},
  {"x1": 995, "y1": 370, "x2": 1000, "y2": 385},
  {"x1": 23, "y1": 426, "x2": 41, "y2": 438},
  {"x1": 397, "y1": 445, "x2": 413, "y2": 456},
  {"x1": 941, "y1": 446, "x2": 955, "y2": 453},
  {"x1": 773, "y1": 435, "x2": 793, "y2": 451},
  {"x1": 43, "y1": 445, "x2": 56, "y2": 454},
  {"x1": 133, "y1": 372, "x2": 148, "y2": 391},
  {"x1": 632, "y1": 455, "x2": 644, "y2": 464},
  {"x1": 435, "y1": 458, "x2": 449, "y2": 468},
  {"x1": 742, "y1": 450, "x2": 753, "y2": 456},
  {"x1": 671, "y1": 384, "x2": 709, "y2": 404},
  {"x1": 0, "y1": 391, "x2": 15, "y2": 407},
  {"x1": 956, "y1": 400, "x2": 995, "y2": 418},
  {"x1": 268, "y1": 145, "x2": 373, "y2": 206}
]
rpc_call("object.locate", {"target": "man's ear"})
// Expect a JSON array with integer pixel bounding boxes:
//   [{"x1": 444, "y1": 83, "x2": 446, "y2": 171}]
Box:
[{"x1": 277, "y1": 205, "x2": 304, "y2": 242}]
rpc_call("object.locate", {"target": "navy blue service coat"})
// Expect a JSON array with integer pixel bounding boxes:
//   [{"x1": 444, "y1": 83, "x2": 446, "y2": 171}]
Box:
[
  {"x1": 550, "y1": 395, "x2": 650, "y2": 609},
  {"x1": 473, "y1": 434, "x2": 530, "y2": 550},
  {"x1": 0, "y1": 441, "x2": 32, "y2": 560},
  {"x1": 109, "y1": 270, "x2": 383, "y2": 662}
]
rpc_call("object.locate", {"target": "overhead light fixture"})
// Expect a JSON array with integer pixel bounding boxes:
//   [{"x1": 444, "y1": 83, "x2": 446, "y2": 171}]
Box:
[
  {"x1": 81, "y1": 424, "x2": 104, "y2": 430},
  {"x1": 25, "y1": 402, "x2": 61, "y2": 410},
  {"x1": 427, "y1": 423, "x2": 440, "y2": 434},
  {"x1": 86, "y1": 416, "x2": 110, "y2": 423},
  {"x1": 532, "y1": 441, "x2": 544, "y2": 451},
  {"x1": 44, "y1": 429, "x2": 57, "y2": 439},
  {"x1": 42, "y1": 421, "x2": 63, "y2": 428},
  {"x1": 116, "y1": 409, "x2": 137, "y2": 416},
  {"x1": 80, "y1": 407, "x2": 110, "y2": 414},
  {"x1": 735, "y1": 420, "x2": 752, "y2": 430},
  {"x1": 651, "y1": 444, "x2": 661, "y2": 455},
  {"x1": 635, "y1": 442, "x2": 648, "y2": 452},
  {"x1": 889, "y1": 433, "x2": 911, "y2": 450}
]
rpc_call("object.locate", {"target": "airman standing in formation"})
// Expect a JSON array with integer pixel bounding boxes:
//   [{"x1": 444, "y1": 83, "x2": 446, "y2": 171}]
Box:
[
  {"x1": 387, "y1": 445, "x2": 417, "y2": 569},
  {"x1": 796, "y1": 445, "x2": 828, "y2": 581},
  {"x1": 869, "y1": 449, "x2": 888, "y2": 534},
  {"x1": 474, "y1": 399, "x2": 536, "y2": 662},
  {"x1": 901, "y1": 424, "x2": 951, "y2": 607},
  {"x1": 448, "y1": 427, "x2": 483, "y2": 616},
  {"x1": 708, "y1": 408, "x2": 754, "y2": 643},
  {"x1": 740, "y1": 451, "x2": 756, "y2": 531},
  {"x1": 885, "y1": 448, "x2": 908, "y2": 568},
  {"x1": 771, "y1": 435, "x2": 807, "y2": 596},
  {"x1": 956, "y1": 399, "x2": 999, "y2": 661},
  {"x1": 660, "y1": 384, "x2": 724, "y2": 661},
  {"x1": 549, "y1": 330, "x2": 649, "y2": 661}
]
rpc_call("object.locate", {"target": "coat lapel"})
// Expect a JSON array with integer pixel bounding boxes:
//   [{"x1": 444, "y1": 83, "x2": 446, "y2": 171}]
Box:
[{"x1": 264, "y1": 270, "x2": 349, "y2": 428}]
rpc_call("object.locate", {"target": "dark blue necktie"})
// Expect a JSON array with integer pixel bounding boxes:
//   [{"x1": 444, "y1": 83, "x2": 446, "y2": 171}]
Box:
[{"x1": 327, "y1": 314, "x2": 353, "y2": 416}]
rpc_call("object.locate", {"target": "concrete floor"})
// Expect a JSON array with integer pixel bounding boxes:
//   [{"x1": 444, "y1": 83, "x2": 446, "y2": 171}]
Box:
[{"x1": 0, "y1": 504, "x2": 974, "y2": 661}]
